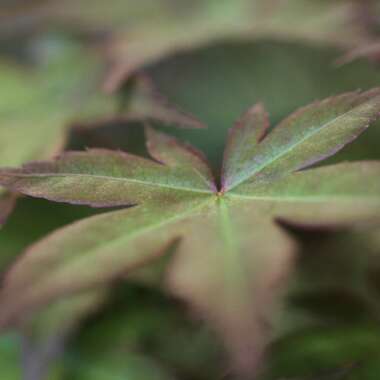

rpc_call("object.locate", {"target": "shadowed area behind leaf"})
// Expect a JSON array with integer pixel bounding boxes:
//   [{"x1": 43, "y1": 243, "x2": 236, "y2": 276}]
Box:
[
  {"x1": 0, "y1": 197, "x2": 106, "y2": 272},
  {"x1": 62, "y1": 283, "x2": 223, "y2": 380},
  {"x1": 260, "y1": 227, "x2": 380, "y2": 379},
  {"x1": 264, "y1": 324, "x2": 380, "y2": 380},
  {"x1": 143, "y1": 39, "x2": 380, "y2": 168}
]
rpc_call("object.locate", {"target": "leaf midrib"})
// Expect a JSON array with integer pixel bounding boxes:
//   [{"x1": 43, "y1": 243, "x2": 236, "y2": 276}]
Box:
[
  {"x1": 5, "y1": 172, "x2": 214, "y2": 194},
  {"x1": 228, "y1": 192, "x2": 380, "y2": 203},
  {"x1": 218, "y1": 198, "x2": 244, "y2": 282}
]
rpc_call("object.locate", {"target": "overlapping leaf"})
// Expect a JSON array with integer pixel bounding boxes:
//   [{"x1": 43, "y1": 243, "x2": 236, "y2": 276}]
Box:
[{"x1": 1, "y1": 89, "x2": 380, "y2": 377}]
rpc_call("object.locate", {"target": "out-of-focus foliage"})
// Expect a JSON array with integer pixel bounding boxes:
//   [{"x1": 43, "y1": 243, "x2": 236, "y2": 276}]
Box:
[
  {"x1": 266, "y1": 324, "x2": 380, "y2": 380},
  {"x1": 0, "y1": 198, "x2": 98, "y2": 270},
  {"x1": 261, "y1": 226, "x2": 380, "y2": 380},
  {"x1": 0, "y1": 35, "x2": 113, "y2": 225},
  {"x1": 0, "y1": 334, "x2": 21, "y2": 379},
  {"x1": 62, "y1": 284, "x2": 222, "y2": 380},
  {"x1": 0, "y1": 36, "x2": 113, "y2": 170},
  {"x1": 290, "y1": 227, "x2": 380, "y2": 322},
  {"x1": 0, "y1": 0, "x2": 371, "y2": 91},
  {"x1": 0, "y1": 34, "x2": 200, "y2": 226}
]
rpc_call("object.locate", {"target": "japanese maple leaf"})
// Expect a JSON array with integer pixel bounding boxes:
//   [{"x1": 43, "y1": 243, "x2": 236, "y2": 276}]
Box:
[{"x1": 1, "y1": 89, "x2": 380, "y2": 377}]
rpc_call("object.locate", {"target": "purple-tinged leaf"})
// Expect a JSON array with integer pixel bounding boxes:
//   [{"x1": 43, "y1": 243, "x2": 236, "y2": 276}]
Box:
[
  {"x1": 221, "y1": 103, "x2": 269, "y2": 191},
  {"x1": 0, "y1": 130, "x2": 216, "y2": 207},
  {"x1": 1, "y1": 89, "x2": 380, "y2": 378},
  {"x1": 233, "y1": 161, "x2": 380, "y2": 205},
  {"x1": 0, "y1": 196, "x2": 211, "y2": 329},
  {"x1": 168, "y1": 198, "x2": 295, "y2": 376},
  {"x1": 272, "y1": 162, "x2": 380, "y2": 228},
  {"x1": 223, "y1": 89, "x2": 380, "y2": 192}
]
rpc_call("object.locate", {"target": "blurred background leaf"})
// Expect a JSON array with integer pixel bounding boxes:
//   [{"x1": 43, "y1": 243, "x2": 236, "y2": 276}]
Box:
[
  {"x1": 0, "y1": 0, "x2": 373, "y2": 91},
  {"x1": 0, "y1": 34, "x2": 114, "y2": 225},
  {"x1": 0, "y1": 198, "x2": 99, "y2": 271},
  {"x1": 264, "y1": 323, "x2": 380, "y2": 380},
  {"x1": 0, "y1": 35, "x2": 113, "y2": 169},
  {"x1": 261, "y1": 226, "x2": 380, "y2": 380},
  {"x1": 60, "y1": 284, "x2": 223, "y2": 380}
]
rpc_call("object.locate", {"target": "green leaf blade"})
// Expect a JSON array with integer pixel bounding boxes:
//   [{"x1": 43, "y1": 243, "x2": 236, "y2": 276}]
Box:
[
  {"x1": 0, "y1": 195, "x2": 213, "y2": 329},
  {"x1": 169, "y1": 197, "x2": 295, "y2": 375},
  {"x1": 221, "y1": 103, "x2": 269, "y2": 191},
  {"x1": 235, "y1": 161, "x2": 380, "y2": 202},
  {"x1": 0, "y1": 130, "x2": 216, "y2": 207},
  {"x1": 232, "y1": 162, "x2": 380, "y2": 227},
  {"x1": 225, "y1": 89, "x2": 380, "y2": 192}
]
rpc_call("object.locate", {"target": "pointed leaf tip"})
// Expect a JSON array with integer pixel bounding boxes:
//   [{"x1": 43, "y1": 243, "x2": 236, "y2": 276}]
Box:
[
  {"x1": 121, "y1": 75, "x2": 207, "y2": 129},
  {"x1": 221, "y1": 102, "x2": 270, "y2": 191}
]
